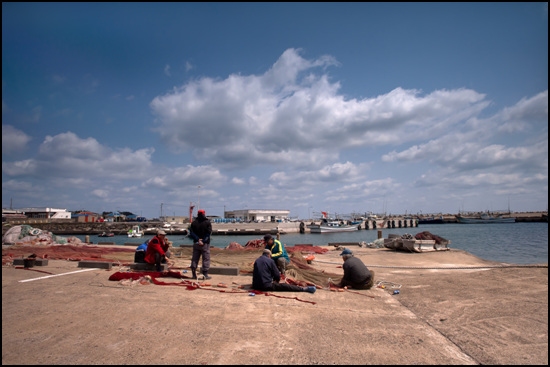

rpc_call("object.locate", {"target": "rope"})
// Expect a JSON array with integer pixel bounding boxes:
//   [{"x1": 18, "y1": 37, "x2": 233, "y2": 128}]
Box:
[{"x1": 314, "y1": 260, "x2": 548, "y2": 270}]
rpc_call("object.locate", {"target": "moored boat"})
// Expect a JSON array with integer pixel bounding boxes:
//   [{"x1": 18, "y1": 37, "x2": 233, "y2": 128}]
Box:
[
  {"x1": 418, "y1": 215, "x2": 445, "y2": 224},
  {"x1": 128, "y1": 224, "x2": 143, "y2": 237},
  {"x1": 456, "y1": 212, "x2": 516, "y2": 224},
  {"x1": 308, "y1": 212, "x2": 359, "y2": 233}
]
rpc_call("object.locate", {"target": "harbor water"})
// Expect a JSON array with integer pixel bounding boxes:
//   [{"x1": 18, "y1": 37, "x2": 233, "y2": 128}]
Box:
[{"x1": 76, "y1": 222, "x2": 548, "y2": 265}]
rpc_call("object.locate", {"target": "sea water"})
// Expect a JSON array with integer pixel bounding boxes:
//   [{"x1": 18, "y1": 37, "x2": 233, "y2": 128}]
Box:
[{"x1": 77, "y1": 222, "x2": 548, "y2": 265}]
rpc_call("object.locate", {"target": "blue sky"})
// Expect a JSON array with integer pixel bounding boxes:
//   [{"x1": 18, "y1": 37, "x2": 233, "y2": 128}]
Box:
[{"x1": 2, "y1": 2, "x2": 548, "y2": 219}]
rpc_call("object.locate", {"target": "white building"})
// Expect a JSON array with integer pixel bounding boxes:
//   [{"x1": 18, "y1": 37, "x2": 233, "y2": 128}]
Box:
[
  {"x1": 20, "y1": 207, "x2": 72, "y2": 219},
  {"x1": 224, "y1": 209, "x2": 290, "y2": 222}
]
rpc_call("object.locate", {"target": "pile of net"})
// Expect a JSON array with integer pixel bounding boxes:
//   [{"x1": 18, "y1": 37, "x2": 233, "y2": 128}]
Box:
[
  {"x1": 189, "y1": 247, "x2": 340, "y2": 288},
  {"x1": 224, "y1": 239, "x2": 328, "y2": 254},
  {"x1": 2, "y1": 244, "x2": 135, "y2": 265},
  {"x1": 2, "y1": 225, "x2": 81, "y2": 246}
]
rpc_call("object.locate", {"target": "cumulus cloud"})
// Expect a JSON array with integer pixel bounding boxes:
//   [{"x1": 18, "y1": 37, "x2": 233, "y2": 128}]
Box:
[
  {"x1": 2, "y1": 131, "x2": 155, "y2": 180},
  {"x1": 150, "y1": 48, "x2": 490, "y2": 170},
  {"x1": 141, "y1": 165, "x2": 226, "y2": 190},
  {"x1": 185, "y1": 61, "x2": 194, "y2": 72},
  {"x1": 382, "y1": 91, "x2": 548, "y2": 174},
  {"x1": 269, "y1": 161, "x2": 367, "y2": 189},
  {"x1": 2, "y1": 124, "x2": 32, "y2": 154}
]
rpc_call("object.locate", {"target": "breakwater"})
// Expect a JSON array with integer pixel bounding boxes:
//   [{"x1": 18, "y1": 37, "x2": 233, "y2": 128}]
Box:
[
  {"x1": 2, "y1": 212, "x2": 546, "y2": 237},
  {"x1": 2, "y1": 217, "x2": 418, "y2": 236}
]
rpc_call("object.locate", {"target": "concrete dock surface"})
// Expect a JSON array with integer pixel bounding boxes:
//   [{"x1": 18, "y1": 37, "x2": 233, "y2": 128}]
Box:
[{"x1": 2, "y1": 246, "x2": 547, "y2": 365}]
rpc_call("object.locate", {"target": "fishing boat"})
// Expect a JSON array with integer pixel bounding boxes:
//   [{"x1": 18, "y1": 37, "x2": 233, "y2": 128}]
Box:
[
  {"x1": 308, "y1": 212, "x2": 359, "y2": 233},
  {"x1": 309, "y1": 218, "x2": 359, "y2": 233},
  {"x1": 418, "y1": 215, "x2": 445, "y2": 224},
  {"x1": 128, "y1": 225, "x2": 143, "y2": 237},
  {"x1": 456, "y1": 212, "x2": 516, "y2": 224},
  {"x1": 98, "y1": 232, "x2": 114, "y2": 237}
]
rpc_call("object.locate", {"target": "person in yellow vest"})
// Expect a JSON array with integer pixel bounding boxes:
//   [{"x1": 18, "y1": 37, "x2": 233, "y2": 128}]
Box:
[{"x1": 263, "y1": 234, "x2": 290, "y2": 276}]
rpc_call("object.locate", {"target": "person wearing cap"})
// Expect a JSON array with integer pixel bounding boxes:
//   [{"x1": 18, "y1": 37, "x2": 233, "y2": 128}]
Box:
[
  {"x1": 252, "y1": 249, "x2": 316, "y2": 293},
  {"x1": 189, "y1": 209, "x2": 213, "y2": 279},
  {"x1": 144, "y1": 230, "x2": 171, "y2": 272},
  {"x1": 263, "y1": 234, "x2": 290, "y2": 276},
  {"x1": 335, "y1": 248, "x2": 375, "y2": 289}
]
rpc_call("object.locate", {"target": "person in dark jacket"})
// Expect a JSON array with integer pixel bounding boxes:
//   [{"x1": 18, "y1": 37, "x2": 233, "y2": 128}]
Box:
[
  {"x1": 189, "y1": 209, "x2": 212, "y2": 280},
  {"x1": 252, "y1": 249, "x2": 316, "y2": 293},
  {"x1": 335, "y1": 248, "x2": 375, "y2": 289}
]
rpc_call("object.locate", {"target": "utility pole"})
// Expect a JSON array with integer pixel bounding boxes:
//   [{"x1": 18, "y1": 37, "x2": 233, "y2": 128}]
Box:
[
  {"x1": 197, "y1": 185, "x2": 201, "y2": 211},
  {"x1": 160, "y1": 203, "x2": 163, "y2": 220}
]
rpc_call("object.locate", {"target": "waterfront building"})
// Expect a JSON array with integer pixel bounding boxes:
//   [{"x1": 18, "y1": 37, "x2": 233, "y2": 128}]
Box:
[
  {"x1": 19, "y1": 207, "x2": 71, "y2": 219},
  {"x1": 72, "y1": 211, "x2": 101, "y2": 222},
  {"x1": 224, "y1": 209, "x2": 290, "y2": 222}
]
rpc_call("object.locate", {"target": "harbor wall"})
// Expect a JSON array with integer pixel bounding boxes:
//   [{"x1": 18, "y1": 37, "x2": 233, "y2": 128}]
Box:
[{"x1": 2, "y1": 212, "x2": 546, "y2": 237}]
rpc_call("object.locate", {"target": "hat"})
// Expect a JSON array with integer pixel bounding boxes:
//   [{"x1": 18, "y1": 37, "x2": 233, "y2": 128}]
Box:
[
  {"x1": 157, "y1": 230, "x2": 166, "y2": 236},
  {"x1": 263, "y1": 234, "x2": 272, "y2": 242},
  {"x1": 339, "y1": 248, "x2": 353, "y2": 256},
  {"x1": 198, "y1": 210, "x2": 205, "y2": 216}
]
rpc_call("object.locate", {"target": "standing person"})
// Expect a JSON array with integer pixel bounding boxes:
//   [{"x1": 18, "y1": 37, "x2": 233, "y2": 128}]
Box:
[
  {"x1": 253, "y1": 249, "x2": 316, "y2": 293},
  {"x1": 335, "y1": 248, "x2": 375, "y2": 289},
  {"x1": 144, "y1": 230, "x2": 170, "y2": 272},
  {"x1": 189, "y1": 209, "x2": 212, "y2": 280},
  {"x1": 263, "y1": 234, "x2": 290, "y2": 276}
]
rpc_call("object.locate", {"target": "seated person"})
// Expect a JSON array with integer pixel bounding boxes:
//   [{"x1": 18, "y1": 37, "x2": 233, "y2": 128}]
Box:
[
  {"x1": 144, "y1": 230, "x2": 171, "y2": 271},
  {"x1": 335, "y1": 248, "x2": 375, "y2": 289},
  {"x1": 134, "y1": 240, "x2": 149, "y2": 263},
  {"x1": 252, "y1": 249, "x2": 315, "y2": 293}
]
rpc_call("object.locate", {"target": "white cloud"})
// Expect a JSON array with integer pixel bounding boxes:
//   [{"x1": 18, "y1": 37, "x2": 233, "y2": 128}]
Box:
[
  {"x1": 141, "y1": 165, "x2": 226, "y2": 190},
  {"x1": 3, "y1": 131, "x2": 155, "y2": 180},
  {"x1": 92, "y1": 189, "x2": 109, "y2": 199},
  {"x1": 2, "y1": 124, "x2": 32, "y2": 154},
  {"x1": 231, "y1": 177, "x2": 245, "y2": 185},
  {"x1": 381, "y1": 91, "x2": 548, "y2": 175},
  {"x1": 150, "y1": 48, "x2": 490, "y2": 170},
  {"x1": 185, "y1": 61, "x2": 194, "y2": 72},
  {"x1": 164, "y1": 64, "x2": 171, "y2": 76}
]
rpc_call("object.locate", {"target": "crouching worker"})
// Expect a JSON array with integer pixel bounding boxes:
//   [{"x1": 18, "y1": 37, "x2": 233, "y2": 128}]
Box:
[
  {"x1": 263, "y1": 234, "x2": 290, "y2": 276},
  {"x1": 253, "y1": 249, "x2": 316, "y2": 293},
  {"x1": 134, "y1": 239, "x2": 149, "y2": 263},
  {"x1": 144, "y1": 230, "x2": 171, "y2": 272},
  {"x1": 335, "y1": 248, "x2": 375, "y2": 289}
]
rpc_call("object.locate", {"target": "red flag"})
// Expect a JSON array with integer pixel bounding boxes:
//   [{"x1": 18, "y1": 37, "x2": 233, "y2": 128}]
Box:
[{"x1": 321, "y1": 211, "x2": 327, "y2": 218}]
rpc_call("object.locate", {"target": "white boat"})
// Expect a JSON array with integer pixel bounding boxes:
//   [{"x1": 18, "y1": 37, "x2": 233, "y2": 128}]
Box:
[
  {"x1": 308, "y1": 217, "x2": 359, "y2": 233},
  {"x1": 128, "y1": 224, "x2": 143, "y2": 237},
  {"x1": 456, "y1": 212, "x2": 516, "y2": 224}
]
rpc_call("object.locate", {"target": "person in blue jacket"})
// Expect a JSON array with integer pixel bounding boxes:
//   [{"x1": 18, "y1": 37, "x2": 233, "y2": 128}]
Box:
[
  {"x1": 252, "y1": 249, "x2": 315, "y2": 293},
  {"x1": 134, "y1": 240, "x2": 149, "y2": 263},
  {"x1": 263, "y1": 234, "x2": 290, "y2": 276}
]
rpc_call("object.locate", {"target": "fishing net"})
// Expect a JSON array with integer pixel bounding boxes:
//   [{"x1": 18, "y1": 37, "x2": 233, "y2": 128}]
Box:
[
  {"x1": 2, "y1": 225, "x2": 73, "y2": 246},
  {"x1": 2, "y1": 244, "x2": 135, "y2": 265},
  {"x1": 3, "y1": 240, "x2": 342, "y2": 288},
  {"x1": 173, "y1": 246, "x2": 340, "y2": 288}
]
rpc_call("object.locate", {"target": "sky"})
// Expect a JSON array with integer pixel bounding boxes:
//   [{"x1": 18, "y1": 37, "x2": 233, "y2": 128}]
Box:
[{"x1": 2, "y1": 2, "x2": 548, "y2": 219}]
